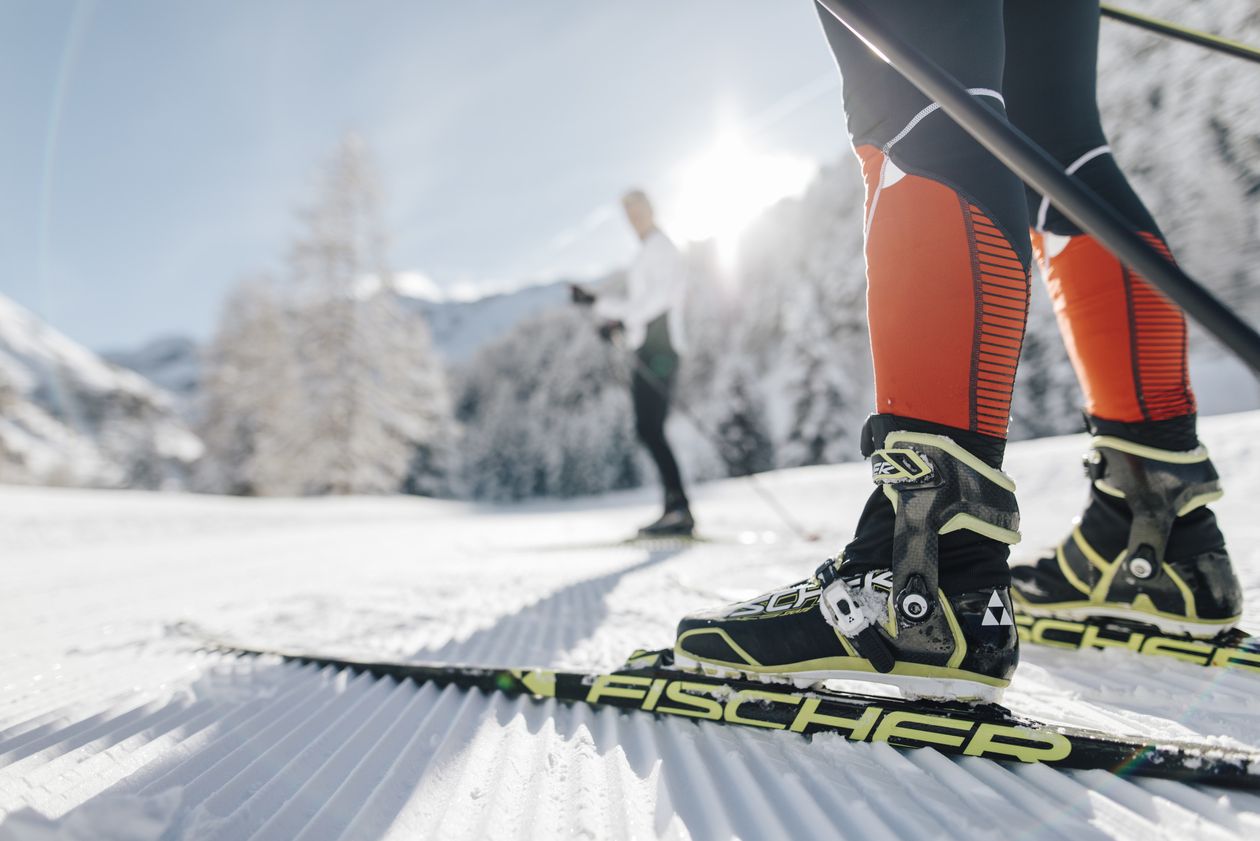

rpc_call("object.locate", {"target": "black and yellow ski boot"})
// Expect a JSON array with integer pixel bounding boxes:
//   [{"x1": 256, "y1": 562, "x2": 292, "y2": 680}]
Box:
[
  {"x1": 674, "y1": 418, "x2": 1021, "y2": 702},
  {"x1": 1012, "y1": 419, "x2": 1242, "y2": 637}
]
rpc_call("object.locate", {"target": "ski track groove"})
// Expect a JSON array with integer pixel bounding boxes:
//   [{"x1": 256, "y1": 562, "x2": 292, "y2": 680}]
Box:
[
  {"x1": 910, "y1": 749, "x2": 1067, "y2": 841},
  {"x1": 462, "y1": 694, "x2": 543, "y2": 841},
  {"x1": 7, "y1": 697, "x2": 213, "y2": 817},
  {"x1": 278, "y1": 680, "x2": 437, "y2": 841},
  {"x1": 324, "y1": 683, "x2": 467, "y2": 841},
  {"x1": 201, "y1": 673, "x2": 402, "y2": 841},
  {"x1": 499, "y1": 698, "x2": 561, "y2": 841},
  {"x1": 189, "y1": 669, "x2": 383, "y2": 822},
  {"x1": 5, "y1": 414, "x2": 1260, "y2": 839},
  {"x1": 245, "y1": 676, "x2": 415, "y2": 841},
  {"x1": 136, "y1": 664, "x2": 344, "y2": 798},
  {"x1": 378, "y1": 685, "x2": 505, "y2": 838},
  {"x1": 859, "y1": 743, "x2": 996, "y2": 840}
]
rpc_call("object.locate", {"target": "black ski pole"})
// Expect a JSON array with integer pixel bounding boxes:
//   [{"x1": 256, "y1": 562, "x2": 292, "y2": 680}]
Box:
[
  {"x1": 814, "y1": 0, "x2": 1260, "y2": 378},
  {"x1": 609, "y1": 332, "x2": 822, "y2": 544},
  {"x1": 1101, "y1": 4, "x2": 1260, "y2": 66}
]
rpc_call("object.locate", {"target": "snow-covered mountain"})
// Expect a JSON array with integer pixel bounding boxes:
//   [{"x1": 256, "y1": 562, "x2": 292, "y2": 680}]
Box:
[
  {"x1": 104, "y1": 278, "x2": 583, "y2": 390},
  {"x1": 409, "y1": 279, "x2": 580, "y2": 362},
  {"x1": 103, "y1": 335, "x2": 202, "y2": 411},
  {"x1": 0, "y1": 294, "x2": 203, "y2": 489}
]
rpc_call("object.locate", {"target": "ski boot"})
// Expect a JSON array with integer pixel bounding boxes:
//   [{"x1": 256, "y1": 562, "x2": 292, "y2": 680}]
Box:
[
  {"x1": 639, "y1": 492, "x2": 695, "y2": 538},
  {"x1": 674, "y1": 420, "x2": 1021, "y2": 702},
  {"x1": 1012, "y1": 423, "x2": 1242, "y2": 637}
]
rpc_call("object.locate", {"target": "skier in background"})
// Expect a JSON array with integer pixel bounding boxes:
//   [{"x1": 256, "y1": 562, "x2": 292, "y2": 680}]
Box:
[
  {"x1": 669, "y1": 0, "x2": 1241, "y2": 699},
  {"x1": 572, "y1": 189, "x2": 695, "y2": 537}
]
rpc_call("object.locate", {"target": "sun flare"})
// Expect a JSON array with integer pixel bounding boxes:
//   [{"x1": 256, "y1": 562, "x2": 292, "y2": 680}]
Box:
[{"x1": 665, "y1": 132, "x2": 817, "y2": 262}]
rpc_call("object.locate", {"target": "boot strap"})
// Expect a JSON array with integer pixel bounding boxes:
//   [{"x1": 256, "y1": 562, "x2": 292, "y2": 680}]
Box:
[
  {"x1": 815, "y1": 561, "x2": 896, "y2": 673},
  {"x1": 872, "y1": 433, "x2": 1020, "y2": 627},
  {"x1": 1088, "y1": 436, "x2": 1223, "y2": 571}
]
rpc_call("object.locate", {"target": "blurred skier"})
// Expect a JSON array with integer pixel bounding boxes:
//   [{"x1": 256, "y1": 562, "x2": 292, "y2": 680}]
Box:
[
  {"x1": 572, "y1": 189, "x2": 694, "y2": 537},
  {"x1": 669, "y1": 0, "x2": 1240, "y2": 700}
]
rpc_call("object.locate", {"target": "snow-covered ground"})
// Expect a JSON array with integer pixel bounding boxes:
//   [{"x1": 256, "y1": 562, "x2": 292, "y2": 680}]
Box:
[{"x1": 3, "y1": 412, "x2": 1260, "y2": 840}]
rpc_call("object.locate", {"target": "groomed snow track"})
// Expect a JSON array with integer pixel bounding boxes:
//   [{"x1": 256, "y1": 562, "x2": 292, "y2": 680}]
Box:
[{"x1": 4, "y1": 413, "x2": 1260, "y2": 840}]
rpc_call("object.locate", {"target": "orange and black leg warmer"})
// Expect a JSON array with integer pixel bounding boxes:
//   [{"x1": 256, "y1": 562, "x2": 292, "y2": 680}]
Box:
[
  {"x1": 1005, "y1": 0, "x2": 1197, "y2": 450},
  {"x1": 1032, "y1": 231, "x2": 1194, "y2": 430},
  {"x1": 818, "y1": 0, "x2": 1032, "y2": 458}
]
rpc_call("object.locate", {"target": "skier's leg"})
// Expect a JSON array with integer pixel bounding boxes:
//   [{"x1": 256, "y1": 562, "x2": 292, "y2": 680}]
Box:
[
  {"x1": 632, "y1": 365, "x2": 692, "y2": 535},
  {"x1": 674, "y1": 0, "x2": 1025, "y2": 699},
  {"x1": 1004, "y1": 0, "x2": 1191, "y2": 426},
  {"x1": 1003, "y1": 0, "x2": 1240, "y2": 632},
  {"x1": 817, "y1": 0, "x2": 1032, "y2": 589}
]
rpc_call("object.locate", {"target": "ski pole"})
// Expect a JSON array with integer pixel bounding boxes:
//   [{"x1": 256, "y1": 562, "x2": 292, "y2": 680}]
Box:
[
  {"x1": 814, "y1": 0, "x2": 1260, "y2": 378},
  {"x1": 608, "y1": 331, "x2": 822, "y2": 544},
  {"x1": 1101, "y1": 4, "x2": 1260, "y2": 66}
]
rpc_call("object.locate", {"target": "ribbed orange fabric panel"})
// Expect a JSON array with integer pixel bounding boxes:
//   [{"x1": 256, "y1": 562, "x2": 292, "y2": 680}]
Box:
[
  {"x1": 857, "y1": 145, "x2": 1029, "y2": 438},
  {"x1": 1031, "y1": 231, "x2": 1194, "y2": 422},
  {"x1": 968, "y1": 206, "x2": 1030, "y2": 437}
]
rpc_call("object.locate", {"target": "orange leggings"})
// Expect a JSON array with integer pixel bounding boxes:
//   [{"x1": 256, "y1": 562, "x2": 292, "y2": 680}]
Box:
[
  {"x1": 1035, "y1": 232, "x2": 1193, "y2": 422},
  {"x1": 858, "y1": 145, "x2": 1029, "y2": 438},
  {"x1": 860, "y1": 170, "x2": 1195, "y2": 431}
]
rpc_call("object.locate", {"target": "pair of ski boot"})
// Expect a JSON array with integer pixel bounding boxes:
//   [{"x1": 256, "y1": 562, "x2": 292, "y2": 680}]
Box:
[{"x1": 672, "y1": 414, "x2": 1241, "y2": 701}]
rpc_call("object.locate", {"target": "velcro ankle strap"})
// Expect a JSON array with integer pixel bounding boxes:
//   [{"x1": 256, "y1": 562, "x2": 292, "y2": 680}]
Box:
[{"x1": 815, "y1": 561, "x2": 896, "y2": 673}]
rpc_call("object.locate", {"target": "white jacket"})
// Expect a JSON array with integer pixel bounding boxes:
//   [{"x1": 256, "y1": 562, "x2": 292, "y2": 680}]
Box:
[{"x1": 596, "y1": 230, "x2": 688, "y2": 353}]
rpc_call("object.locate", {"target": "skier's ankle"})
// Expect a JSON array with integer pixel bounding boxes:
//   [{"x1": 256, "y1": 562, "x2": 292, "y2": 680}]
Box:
[
  {"x1": 860, "y1": 413, "x2": 1007, "y2": 469},
  {"x1": 1076, "y1": 425, "x2": 1226, "y2": 565},
  {"x1": 843, "y1": 415, "x2": 1017, "y2": 597},
  {"x1": 1087, "y1": 412, "x2": 1198, "y2": 452},
  {"x1": 840, "y1": 491, "x2": 1011, "y2": 595},
  {"x1": 664, "y1": 490, "x2": 690, "y2": 514}
]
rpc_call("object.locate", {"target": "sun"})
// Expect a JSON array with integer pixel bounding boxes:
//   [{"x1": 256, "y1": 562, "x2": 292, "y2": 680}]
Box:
[{"x1": 665, "y1": 131, "x2": 817, "y2": 263}]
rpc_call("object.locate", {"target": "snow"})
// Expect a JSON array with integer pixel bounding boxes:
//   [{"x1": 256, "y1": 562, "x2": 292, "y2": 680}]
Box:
[{"x1": 3, "y1": 411, "x2": 1260, "y2": 839}]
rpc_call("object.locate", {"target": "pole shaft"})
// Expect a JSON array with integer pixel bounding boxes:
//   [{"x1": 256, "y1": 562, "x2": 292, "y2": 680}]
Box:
[
  {"x1": 1101, "y1": 4, "x2": 1260, "y2": 65},
  {"x1": 814, "y1": 0, "x2": 1260, "y2": 375}
]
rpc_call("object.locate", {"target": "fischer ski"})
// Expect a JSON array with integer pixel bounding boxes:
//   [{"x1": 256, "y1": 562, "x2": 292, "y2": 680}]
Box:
[
  {"x1": 1015, "y1": 612, "x2": 1260, "y2": 672},
  {"x1": 185, "y1": 626, "x2": 1260, "y2": 789}
]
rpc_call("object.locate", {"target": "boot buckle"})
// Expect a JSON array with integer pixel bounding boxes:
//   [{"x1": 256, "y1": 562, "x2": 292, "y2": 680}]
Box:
[{"x1": 817, "y1": 570, "x2": 897, "y2": 674}]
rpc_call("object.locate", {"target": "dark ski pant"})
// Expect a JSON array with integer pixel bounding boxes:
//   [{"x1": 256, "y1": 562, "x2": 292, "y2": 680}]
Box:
[
  {"x1": 817, "y1": 0, "x2": 1194, "y2": 437},
  {"x1": 632, "y1": 351, "x2": 688, "y2": 510}
]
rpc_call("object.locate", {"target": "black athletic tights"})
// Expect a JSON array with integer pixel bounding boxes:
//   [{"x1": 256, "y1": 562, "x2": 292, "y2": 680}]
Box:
[
  {"x1": 632, "y1": 353, "x2": 687, "y2": 509},
  {"x1": 817, "y1": 0, "x2": 1159, "y2": 251}
]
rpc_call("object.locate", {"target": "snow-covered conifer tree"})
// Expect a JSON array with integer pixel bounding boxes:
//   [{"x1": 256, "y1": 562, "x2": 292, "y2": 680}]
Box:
[
  {"x1": 457, "y1": 307, "x2": 641, "y2": 500},
  {"x1": 199, "y1": 135, "x2": 453, "y2": 496},
  {"x1": 197, "y1": 274, "x2": 304, "y2": 495}
]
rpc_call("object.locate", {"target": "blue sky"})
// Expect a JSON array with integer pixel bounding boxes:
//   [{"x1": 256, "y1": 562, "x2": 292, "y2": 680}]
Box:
[{"x1": 0, "y1": 1, "x2": 850, "y2": 351}]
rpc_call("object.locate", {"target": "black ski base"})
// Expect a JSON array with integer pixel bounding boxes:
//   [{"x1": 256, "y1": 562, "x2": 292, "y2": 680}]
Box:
[{"x1": 181, "y1": 624, "x2": 1260, "y2": 790}]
